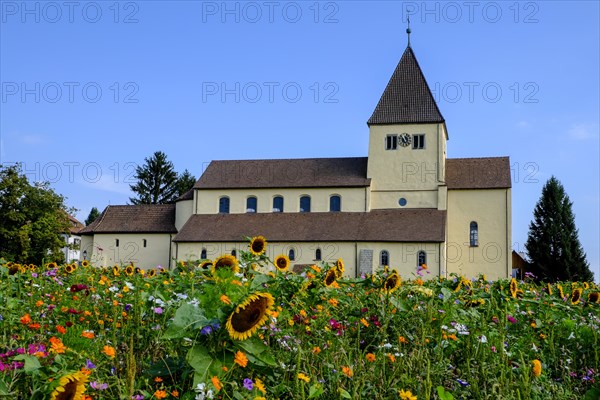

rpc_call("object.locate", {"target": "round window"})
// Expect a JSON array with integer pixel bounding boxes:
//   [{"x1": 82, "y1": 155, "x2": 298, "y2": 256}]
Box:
[{"x1": 399, "y1": 198, "x2": 407, "y2": 207}]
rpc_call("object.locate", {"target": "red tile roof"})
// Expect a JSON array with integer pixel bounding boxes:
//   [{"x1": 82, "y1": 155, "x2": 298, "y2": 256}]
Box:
[{"x1": 79, "y1": 204, "x2": 176, "y2": 234}]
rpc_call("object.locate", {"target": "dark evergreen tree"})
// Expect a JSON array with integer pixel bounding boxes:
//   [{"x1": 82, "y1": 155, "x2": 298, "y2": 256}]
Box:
[
  {"x1": 0, "y1": 164, "x2": 70, "y2": 263},
  {"x1": 129, "y1": 151, "x2": 179, "y2": 204},
  {"x1": 525, "y1": 176, "x2": 593, "y2": 282},
  {"x1": 85, "y1": 207, "x2": 101, "y2": 225},
  {"x1": 175, "y1": 169, "x2": 196, "y2": 199}
]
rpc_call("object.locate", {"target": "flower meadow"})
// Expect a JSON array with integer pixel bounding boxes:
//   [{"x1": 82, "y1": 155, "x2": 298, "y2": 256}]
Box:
[{"x1": 1, "y1": 237, "x2": 599, "y2": 400}]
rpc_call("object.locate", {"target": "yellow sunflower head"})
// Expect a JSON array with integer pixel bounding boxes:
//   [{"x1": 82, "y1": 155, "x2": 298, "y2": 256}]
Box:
[
  {"x1": 382, "y1": 271, "x2": 401, "y2": 293},
  {"x1": 588, "y1": 292, "x2": 600, "y2": 304},
  {"x1": 81, "y1": 260, "x2": 89, "y2": 268},
  {"x1": 112, "y1": 265, "x2": 120, "y2": 276},
  {"x1": 64, "y1": 265, "x2": 75, "y2": 274},
  {"x1": 274, "y1": 255, "x2": 290, "y2": 272},
  {"x1": 571, "y1": 288, "x2": 582, "y2": 305},
  {"x1": 249, "y1": 236, "x2": 267, "y2": 256},
  {"x1": 546, "y1": 283, "x2": 553, "y2": 296},
  {"x1": 50, "y1": 371, "x2": 88, "y2": 400},
  {"x1": 334, "y1": 259, "x2": 344, "y2": 278},
  {"x1": 125, "y1": 265, "x2": 134, "y2": 276},
  {"x1": 200, "y1": 260, "x2": 213, "y2": 270},
  {"x1": 147, "y1": 269, "x2": 157, "y2": 278},
  {"x1": 225, "y1": 292, "x2": 275, "y2": 341},
  {"x1": 509, "y1": 278, "x2": 518, "y2": 298},
  {"x1": 323, "y1": 269, "x2": 337, "y2": 287},
  {"x1": 557, "y1": 284, "x2": 565, "y2": 299},
  {"x1": 47, "y1": 262, "x2": 58, "y2": 269},
  {"x1": 213, "y1": 255, "x2": 240, "y2": 274}
]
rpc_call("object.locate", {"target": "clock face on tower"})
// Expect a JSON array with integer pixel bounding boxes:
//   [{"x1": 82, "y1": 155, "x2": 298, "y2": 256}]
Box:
[{"x1": 399, "y1": 133, "x2": 412, "y2": 147}]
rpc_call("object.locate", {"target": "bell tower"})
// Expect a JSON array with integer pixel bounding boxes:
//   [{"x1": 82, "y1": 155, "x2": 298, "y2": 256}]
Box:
[{"x1": 366, "y1": 27, "x2": 448, "y2": 211}]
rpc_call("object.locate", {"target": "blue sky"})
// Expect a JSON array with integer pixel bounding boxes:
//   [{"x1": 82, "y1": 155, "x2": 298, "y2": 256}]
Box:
[{"x1": 1, "y1": 1, "x2": 598, "y2": 280}]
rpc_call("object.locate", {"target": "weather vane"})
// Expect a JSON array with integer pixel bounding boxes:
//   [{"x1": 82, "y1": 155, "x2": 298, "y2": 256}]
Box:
[{"x1": 406, "y1": 12, "x2": 412, "y2": 47}]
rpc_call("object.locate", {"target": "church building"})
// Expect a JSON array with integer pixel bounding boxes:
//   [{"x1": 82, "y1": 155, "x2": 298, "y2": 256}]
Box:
[{"x1": 80, "y1": 40, "x2": 512, "y2": 280}]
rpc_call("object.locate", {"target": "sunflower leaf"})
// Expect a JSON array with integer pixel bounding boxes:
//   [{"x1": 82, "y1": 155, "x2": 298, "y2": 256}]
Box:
[
  {"x1": 308, "y1": 384, "x2": 324, "y2": 398},
  {"x1": 338, "y1": 388, "x2": 352, "y2": 398},
  {"x1": 163, "y1": 303, "x2": 209, "y2": 339},
  {"x1": 187, "y1": 345, "x2": 222, "y2": 385},
  {"x1": 234, "y1": 337, "x2": 277, "y2": 367},
  {"x1": 12, "y1": 355, "x2": 41, "y2": 373}
]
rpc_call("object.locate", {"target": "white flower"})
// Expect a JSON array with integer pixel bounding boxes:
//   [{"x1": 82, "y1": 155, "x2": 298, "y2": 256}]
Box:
[
  {"x1": 108, "y1": 286, "x2": 119, "y2": 292},
  {"x1": 568, "y1": 332, "x2": 575, "y2": 340},
  {"x1": 479, "y1": 335, "x2": 487, "y2": 343}
]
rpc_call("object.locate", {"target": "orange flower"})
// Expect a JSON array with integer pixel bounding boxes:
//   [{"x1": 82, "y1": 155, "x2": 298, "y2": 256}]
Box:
[
  {"x1": 360, "y1": 318, "x2": 369, "y2": 327},
  {"x1": 365, "y1": 353, "x2": 376, "y2": 362},
  {"x1": 211, "y1": 376, "x2": 222, "y2": 391},
  {"x1": 49, "y1": 337, "x2": 66, "y2": 354},
  {"x1": 102, "y1": 345, "x2": 116, "y2": 358},
  {"x1": 81, "y1": 331, "x2": 95, "y2": 339},
  {"x1": 171, "y1": 390, "x2": 179, "y2": 397},
  {"x1": 399, "y1": 336, "x2": 408, "y2": 344},
  {"x1": 56, "y1": 325, "x2": 67, "y2": 334},
  {"x1": 234, "y1": 351, "x2": 248, "y2": 368},
  {"x1": 387, "y1": 354, "x2": 396, "y2": 363},
  {"x1": 154, "y1": 390, "x2": 168, "y2": 399},
  {"x1": 20, "y1": 314, "x2": 31, "y2": 325},
  {"x1": 154, "y1": 377, "x2": 163, "y2": 383},
  {"x1": 328, "y1": 298, "x2": 339, "y2": 307},
  {"x1": 342, "y1": 366, "x2": 353, "y2": 377},
  {"x1": 312, "y1": 346, "x2": 321, "y2": 354},
  {"x1": 220, "y1": 295, "x2": 232, "y2": 305},
  {"x1": 28, "y1": 323, "x2": 41, "y2": 330},
  {"x1": 35, "y1": 300, "x2": 44, "y2": 307}
]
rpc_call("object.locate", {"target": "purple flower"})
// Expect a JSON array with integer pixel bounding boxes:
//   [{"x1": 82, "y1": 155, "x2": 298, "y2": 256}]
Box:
[
  {"x1": 125, "y1": 304, "x2": 133, "y2": 312},
  {"x1": 456, "y1": 378, "x2": 469, "y2": 387},
  {"x1": 507, "y1": 316, "x2": 517, "y2": 324},
  {"x1": 243, "y1": 378, "x2": 253, "y2": 390},
  {"x1": 132, "y1": 395, "x2": 145, "y2": 400},
  {"x1": 90, "y1": 381, "x2": 109, "y2": 390},
  {"x1": 200, "y1": 325, "x2": 214, "y2": 335},
  {"x1": 86, "y1": 359, "x2": 97, "y2": 369},
  {"x1": 153, "y1": 307, "x2": 163, "y2": 314}
]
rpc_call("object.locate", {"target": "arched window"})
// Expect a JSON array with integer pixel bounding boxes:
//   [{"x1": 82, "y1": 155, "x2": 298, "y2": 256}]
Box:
[
  {"x1": 200, "y1": 248, "x2": 207, "y2": 259},
  {"x1": 470, "y1": 221, "x2": 478, "y2": 247},
  {"x1": 219, "y1": 197, "x2": 230, "y2": 213},
  {"x1": 288, "y1": 248, "x2": 295, "y2": 261},
  {"x1": 273, "y1": 196, "x2": 284, "y2": 212},
  {"x1": 417, "y1": 251, "x2": 427, "y2": 267},
  {"x1": 300, "y1": 196, "x2": 311, "y2": 212},
  {"x1": 231, "y1": 249, "x2": 237, "y2": 257},
  {"x1": 315, "y1": 248, "x2": 322, "y2": 261},
  {"x1": 380, "y1": 250, "x2": 389, "y2": 266},
  {"x1": 330, "y1": 195, "x2": 341, "y2": 212},
  {"x1": 246, "y1": 196, "x2": 257, "y2": 213}
]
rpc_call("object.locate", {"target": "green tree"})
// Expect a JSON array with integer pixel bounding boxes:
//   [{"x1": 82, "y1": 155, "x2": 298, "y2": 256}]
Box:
[
  {"x1": 525, "y1": 176, "x2": 593, "y2": 282},
  {"x1": 175, "y1": 169, "x2": 196, "y2": 198},
  {"x1": 129, "y1": 151, "x2": 179, "y2": 204},
  {"x1": 0, "y1": 164, "x2": 70, "y2": 263},
  {"x1": 85, "y1": 207, "x2": 101, "y2": 225}
]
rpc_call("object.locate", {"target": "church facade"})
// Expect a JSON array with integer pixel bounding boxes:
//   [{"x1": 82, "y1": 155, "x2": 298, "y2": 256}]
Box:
[{"x1": 80, "y1": 44, "x2": 512, "y2": 280}]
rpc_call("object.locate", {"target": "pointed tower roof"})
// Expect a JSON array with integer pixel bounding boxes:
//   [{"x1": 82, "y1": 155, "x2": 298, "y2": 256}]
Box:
[{"x1": 368, "y1": 46, "x2": 445, "y2": 125}]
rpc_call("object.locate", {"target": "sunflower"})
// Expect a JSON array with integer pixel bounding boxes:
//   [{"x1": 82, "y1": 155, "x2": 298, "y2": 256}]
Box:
[
  {"x1": 274, "y1": 255, "x2": 290, "y2": 272},
  {"x1": 47, "y1": 262, "x2": 58, "y2": 269},
  {"x1": 382, "y1": 271, "x2": 401, "y2": 293},
  {"x1": 50, "y1": 371, "x2": 88, "y2": 400},
  {"x1": 570, "y1": 288, "x2": 582, "y2": 305},
  {"x1": 249, "y1": 236, "x2": 267, "y2": 256},
  {"x1": 322, "y1": 269, "x2": 337, "y2": 287},
  {"x1": 213, "y1": 255, "x2": 240, "y2": 274},
  {"x1": 225, "y1": 292, "x2": 274, "y2": 340},
  {"x1": 588, "y1": 292, "x2": 600, "y2": 303},
  {"x1": 124, "y1": 265, "x2": 134, "y2": 276},
  {"x1": 557, "y1": 284, "x2": 565, "y2": 299},
  {"x1": 147, "y1": 269, "x2": 157, "y2": 278},
  {"x1": 65, "y1": 265, "x2": 75, "y2": 274},
  {"x1": 81, "y1": 260, "x2": 89, "y2": 268},
  {"x1": 546, "y1": 283, "x2": 553, "y2": 296},
  {"x1": 112, "y1": 265, "x2": 120, "y2": 276},
  {"x1": 200, "y1": 261, "x2": 213, "y2": 270},
  {"x1": 509, "y1": 278, "x2": 518, "y2": 298},
  {"x1": 334, "y1": 259, "x2": 344, "y2": 278}
]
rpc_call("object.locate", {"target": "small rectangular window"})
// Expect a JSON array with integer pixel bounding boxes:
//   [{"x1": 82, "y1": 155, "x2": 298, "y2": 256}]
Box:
[
  {"x1": 413, "y1": 134, "x2": 425, "y2": 149},
  {"x1": 115, "y1": 239, "x2": 119, "y2": 247},
  {"x1": 385, "y1": 135, "x2": 398, "y2": 150},
  {"x1": 143, "y1": 239, "x2": 147, "y2": 248}
]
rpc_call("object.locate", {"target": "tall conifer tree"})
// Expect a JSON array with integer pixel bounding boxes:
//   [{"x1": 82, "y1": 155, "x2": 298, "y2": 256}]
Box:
[{"x1": 525, "y1": 176, "x2": 593, "y2": 282}]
